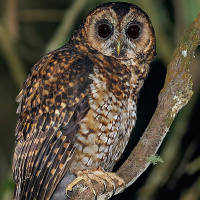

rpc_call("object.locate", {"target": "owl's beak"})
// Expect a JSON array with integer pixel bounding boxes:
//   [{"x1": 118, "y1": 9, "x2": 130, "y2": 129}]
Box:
[{"x1": 116, "y1": 41, "x2": 122, "y2": 56}]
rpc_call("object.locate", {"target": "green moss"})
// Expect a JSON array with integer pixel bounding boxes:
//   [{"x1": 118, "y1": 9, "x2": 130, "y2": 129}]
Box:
[{"x1": 147, "y1": 154, "x2": 164, "y2": 165}]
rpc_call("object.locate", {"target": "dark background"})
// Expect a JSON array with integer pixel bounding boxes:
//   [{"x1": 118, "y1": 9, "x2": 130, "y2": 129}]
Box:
[{"x1": 0, "y1": 0, "x2": 199, "y2": 199}]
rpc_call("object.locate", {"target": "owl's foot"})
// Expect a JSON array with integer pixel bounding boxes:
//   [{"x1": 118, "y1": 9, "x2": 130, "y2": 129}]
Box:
[{"x1": 66, "y1": 168, "x2": 125, "y2": 198}]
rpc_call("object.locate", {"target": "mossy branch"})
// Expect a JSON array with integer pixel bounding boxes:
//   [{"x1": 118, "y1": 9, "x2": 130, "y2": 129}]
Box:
[{"x1": 71, "y1": 13, "x2": 200, "y2": 200}]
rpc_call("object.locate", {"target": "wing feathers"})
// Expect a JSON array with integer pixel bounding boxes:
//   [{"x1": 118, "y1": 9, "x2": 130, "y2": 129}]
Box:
[{"x1": 13, "y1": 48, "x2": 94, "y2": 200}]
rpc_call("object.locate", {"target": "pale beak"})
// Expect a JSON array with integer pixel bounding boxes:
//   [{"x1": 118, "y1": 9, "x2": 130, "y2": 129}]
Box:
[{"x1": 116, "y1": 41, "x2": 122, "y2": 56}]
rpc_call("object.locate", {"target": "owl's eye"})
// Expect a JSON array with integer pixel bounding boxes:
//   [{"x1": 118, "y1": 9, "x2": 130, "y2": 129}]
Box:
[
  {"x1": 98, "y1": 24, "x2": 112, "y2": 39},
  {"x1": 126, "y1": 24, "x2": 140, "y2": 39}
]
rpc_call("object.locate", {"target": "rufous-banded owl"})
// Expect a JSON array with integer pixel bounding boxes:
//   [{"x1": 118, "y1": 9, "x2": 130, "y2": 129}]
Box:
[{"x1": 12, "y1": 2, "x2": 156, "y2": 199}]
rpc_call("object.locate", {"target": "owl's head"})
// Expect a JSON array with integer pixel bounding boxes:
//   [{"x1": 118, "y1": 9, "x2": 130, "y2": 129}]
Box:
[{"x1": 72, "y1": 2, "x2": 156, "y2": 62}]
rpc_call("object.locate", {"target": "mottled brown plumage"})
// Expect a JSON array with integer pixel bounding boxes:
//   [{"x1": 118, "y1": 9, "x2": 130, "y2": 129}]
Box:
[{"x1": 12, "y1": 2, "x2": 156, "y2": 199}]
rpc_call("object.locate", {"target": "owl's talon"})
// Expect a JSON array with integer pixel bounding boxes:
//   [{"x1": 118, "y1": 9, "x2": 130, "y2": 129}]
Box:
[
  {"x1": 106, "y1": 172, "x2": 126, "y2": 193},
  {"x1": 65, "y1": 190, "x2": 72, "y2": 199},
  {"x1": 87, "y1": 172, "x2": 107, "y2": 194},
  {"x1": 93, "y1": 170, "x2": 116, "y2": 195},
  {"x1": 66, "y1": 173, "x2": 97, "y2": 197},
  {"x1": 66, "y1": 169, "x2": 125, "y2": 198}
]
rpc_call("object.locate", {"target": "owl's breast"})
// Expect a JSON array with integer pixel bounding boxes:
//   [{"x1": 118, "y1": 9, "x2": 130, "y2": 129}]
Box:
[{"x1": 70, "y1": 64, "x2": 138, "y2": 173}]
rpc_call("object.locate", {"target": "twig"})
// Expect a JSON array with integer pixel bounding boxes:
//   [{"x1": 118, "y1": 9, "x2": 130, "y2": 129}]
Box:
[
  {"x1": 0, "y1": 0, "x2": 26, "y2": 89},
  {"x1": 4, "y1": 0, "x2": 19, "y2": 42},
  {"x1": 45, "y1": 0, "x2": 87, "y2": 53},
  {"x1": 0, "y1": 25, "x2": 26, "y2": 89},
  {"x1": 71, "y1": 13, "x2": 200, "y2": 200},
  {"x1": 19, "y1": 9, "x2": 65, "y2": 22},
  {"x1": 180, "y1": 177, "x2": 200, "y2": 200}
]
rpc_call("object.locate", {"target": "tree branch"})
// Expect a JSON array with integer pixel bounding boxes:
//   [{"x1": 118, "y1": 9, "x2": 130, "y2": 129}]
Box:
[{"x1": 71, "y1": 13, "x2": 200, "y2": 200}]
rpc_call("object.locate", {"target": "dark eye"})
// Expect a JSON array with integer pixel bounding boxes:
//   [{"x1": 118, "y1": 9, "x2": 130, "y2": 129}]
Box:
[
  {"x1": 126, "y1": 24, "x2": 140, "y2": 39},
  {"x1": 98, "y1": 24, "x2": 112, "y2": 38}
]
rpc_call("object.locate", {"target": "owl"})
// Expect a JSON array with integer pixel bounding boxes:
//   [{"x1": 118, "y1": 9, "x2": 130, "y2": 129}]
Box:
[{"x1": 12, "y1": 2, "x2": 156, "y2": 200}]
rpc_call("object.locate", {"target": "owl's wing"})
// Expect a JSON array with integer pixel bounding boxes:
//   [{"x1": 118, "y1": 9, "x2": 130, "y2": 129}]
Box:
[{"x1": 12, "y1": 46, "x2": 94, "y2": 200}]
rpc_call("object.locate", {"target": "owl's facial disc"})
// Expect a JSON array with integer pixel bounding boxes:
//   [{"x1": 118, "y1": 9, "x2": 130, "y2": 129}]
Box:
[
  {"x1": 93, "y1": 19, "x2": 143, "y2": 59},
  {"x1": 82, "y1": 4, "x2": 155, "y2": 61}
]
